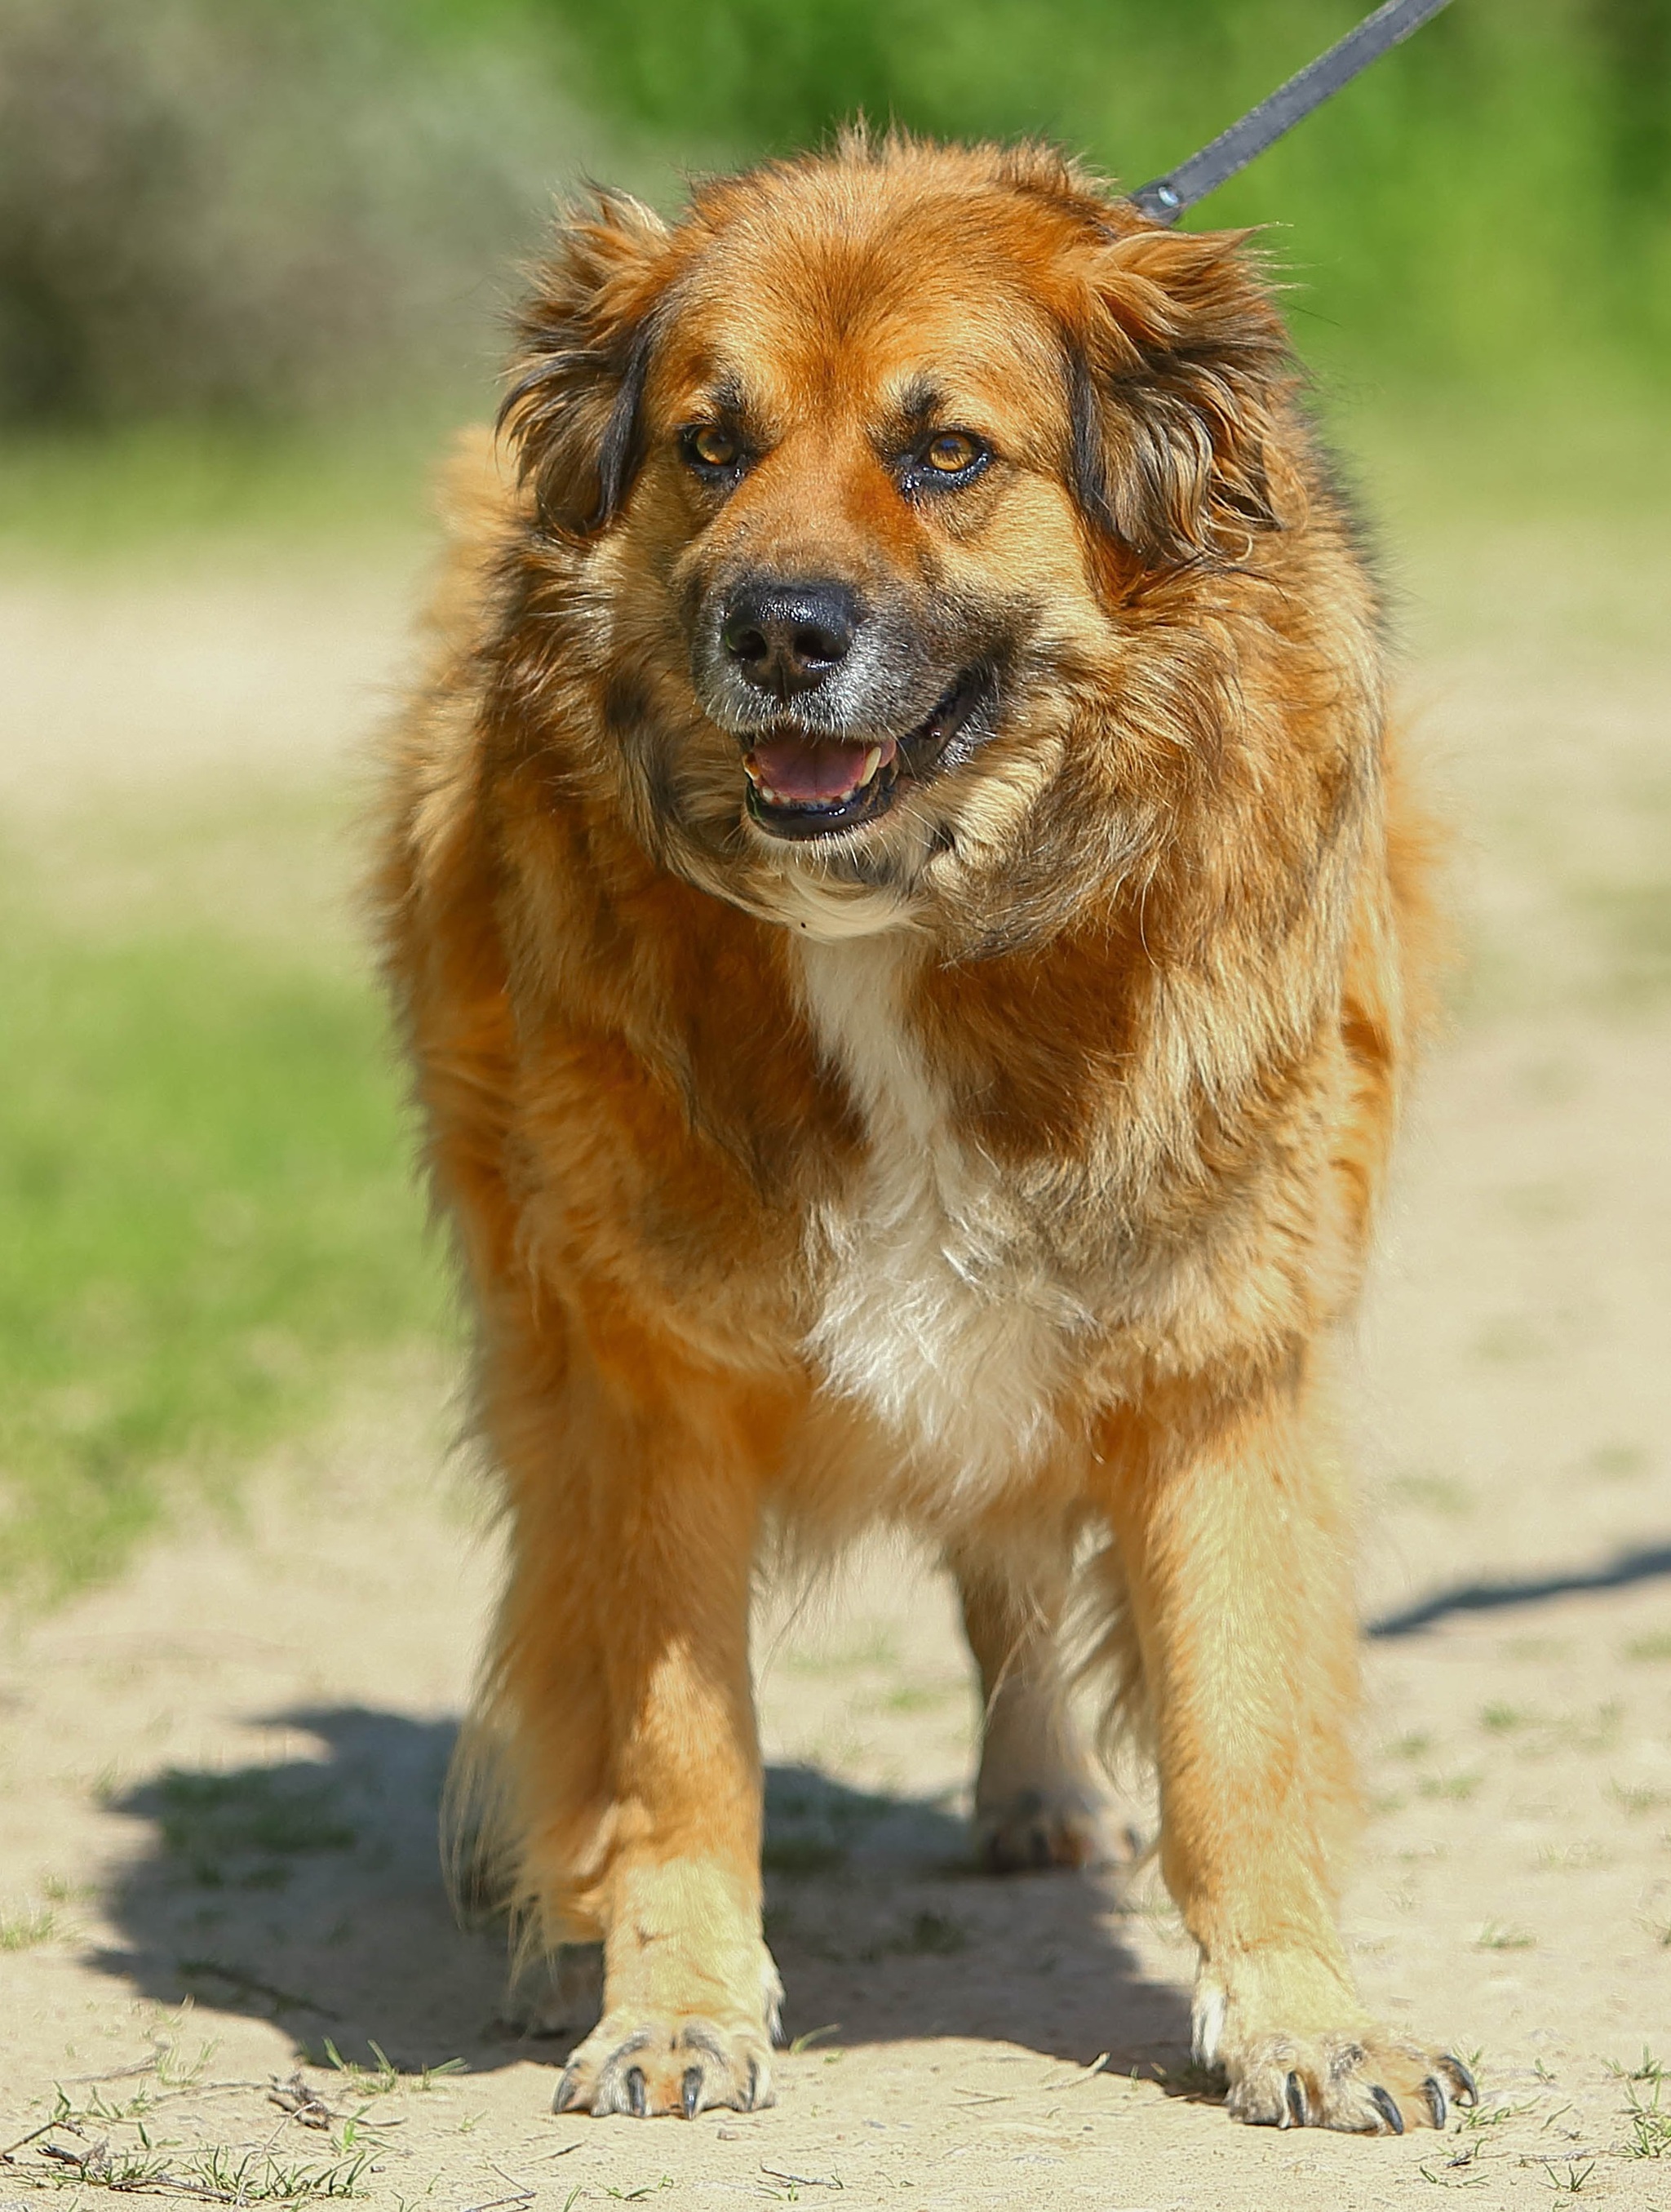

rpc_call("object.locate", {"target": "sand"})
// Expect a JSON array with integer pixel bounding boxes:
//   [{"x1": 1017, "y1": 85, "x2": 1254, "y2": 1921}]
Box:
[{"x1": 1, "y1": 500, "x2": 1667, "y2": 2209}]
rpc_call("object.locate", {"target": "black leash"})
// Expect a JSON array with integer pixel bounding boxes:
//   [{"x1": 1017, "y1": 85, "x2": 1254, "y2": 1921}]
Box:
[{"x1": 1129, "y1": 0, "x2": 1457, "y2": 224}]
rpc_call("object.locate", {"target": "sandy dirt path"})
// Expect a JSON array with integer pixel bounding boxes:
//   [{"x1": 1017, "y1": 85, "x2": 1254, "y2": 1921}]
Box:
[{"x1": 2, "y1": 512, "x2": 1669, "y2": 2208}]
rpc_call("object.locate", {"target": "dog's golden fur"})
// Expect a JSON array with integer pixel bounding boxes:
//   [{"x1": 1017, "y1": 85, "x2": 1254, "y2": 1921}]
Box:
[{"x1": 375, "y1": 132, "x2": 1463, "y2": 2133}]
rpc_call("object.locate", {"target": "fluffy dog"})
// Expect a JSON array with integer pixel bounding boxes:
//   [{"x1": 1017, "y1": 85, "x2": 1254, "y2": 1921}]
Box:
[{"x1": 375, "y1": 131, "x2": 1468, "y2": 2134}]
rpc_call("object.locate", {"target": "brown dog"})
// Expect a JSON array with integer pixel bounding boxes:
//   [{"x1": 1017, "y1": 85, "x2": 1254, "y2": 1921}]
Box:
[{"x1": 375, "y1": 131, "x2": 1468, "y2": 2134}]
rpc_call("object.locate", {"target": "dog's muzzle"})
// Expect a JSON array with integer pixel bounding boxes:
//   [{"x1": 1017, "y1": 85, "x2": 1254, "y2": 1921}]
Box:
[{"x1": 694, "y1": 576, "x2": 995, "y2": 843}]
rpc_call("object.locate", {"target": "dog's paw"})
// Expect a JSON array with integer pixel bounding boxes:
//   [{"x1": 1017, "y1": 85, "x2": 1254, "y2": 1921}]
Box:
[
  {"x1": 976, "y1": 1782, "x2": 1109, "y2": 1873},
  {"x1": 1225, "y1": 2032, "x2": 1477, "y2": 2134},
  {"x1": 553, "y1": 2013, "x2": 773, "y2": 2118}
]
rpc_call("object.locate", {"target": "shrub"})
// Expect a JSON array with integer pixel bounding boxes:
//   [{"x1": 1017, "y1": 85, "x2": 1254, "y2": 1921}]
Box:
[{"x1": 0, "y1": 0, "x2": 581, "y2": 423}]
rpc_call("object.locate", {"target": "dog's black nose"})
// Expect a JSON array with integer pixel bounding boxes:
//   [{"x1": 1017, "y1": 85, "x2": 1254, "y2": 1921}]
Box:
[{"x1": 720, "y1": 582, "x2": 858, "y2": 698}]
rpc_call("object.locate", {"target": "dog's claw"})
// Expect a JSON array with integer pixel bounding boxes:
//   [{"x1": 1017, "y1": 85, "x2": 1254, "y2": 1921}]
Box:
[
  {"x1": 1440, "y1": 2054, "x2": 1478, "y2": 2108},
  {"x1": 1230, "y1": 2029, "x2": 1458, "y2": 2134},
  {"x1": 1369, "y1": 2084, "x2": 1405, "y2": 2135},
  {"x1": 552, "y1": 2012, "x2": 771, "y2": 2116}
]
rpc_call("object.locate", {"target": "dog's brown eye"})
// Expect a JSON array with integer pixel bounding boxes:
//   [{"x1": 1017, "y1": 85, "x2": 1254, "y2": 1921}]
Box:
[
  {"x1": 685, "y1": 424, "x2": 739, "y2": 469},
  {"x1": 924, "y1": 432, "x2": 982, "y2": 475}
]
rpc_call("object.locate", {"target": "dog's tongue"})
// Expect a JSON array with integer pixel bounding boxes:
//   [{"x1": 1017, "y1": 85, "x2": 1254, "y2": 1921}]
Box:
[{"x1": 748, "y1": 735, "x2": 891, "y2": 804}]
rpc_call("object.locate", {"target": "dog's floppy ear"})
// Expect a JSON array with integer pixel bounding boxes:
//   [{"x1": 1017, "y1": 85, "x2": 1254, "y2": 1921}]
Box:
[
  {"x1": 1066, "y1": 225, "x2": 1292, "y2": 570},
  {"x1": 499, "y1": 190, "x2": 673, "y2": 541}
]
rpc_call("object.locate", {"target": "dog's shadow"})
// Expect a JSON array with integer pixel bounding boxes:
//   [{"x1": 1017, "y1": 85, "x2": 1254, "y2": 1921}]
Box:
[{"x1": 91, "y1": 1706, "x2": 1190, "y2": 2075}]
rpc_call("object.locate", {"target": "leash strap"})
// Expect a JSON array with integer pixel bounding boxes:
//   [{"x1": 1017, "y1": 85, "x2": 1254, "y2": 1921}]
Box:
[{"x1": 1129, "y1": 0, "x2": 1456, "y2": 224}]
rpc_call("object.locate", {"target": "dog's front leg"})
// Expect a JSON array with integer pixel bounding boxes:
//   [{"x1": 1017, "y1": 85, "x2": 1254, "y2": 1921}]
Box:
[
  {"x1": 1105, "y1": 1373, "x2": 1474, "y2": 2134},
  {"x1": 510, "y1": 1334, "x2": 787, "y2": 2119}
]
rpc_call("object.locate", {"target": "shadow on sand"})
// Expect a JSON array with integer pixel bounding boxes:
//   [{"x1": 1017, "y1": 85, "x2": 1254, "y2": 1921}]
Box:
[
  {"x1": 1367, "y1": 1540, "x2": 1671, "y2": 1638},
  {"x1": 91, "y1": 1706, "x2": 1191, "y2": 2079},
  {"x1": 92, "y1": 1534, "x2": 1671, "y2": 2081}
]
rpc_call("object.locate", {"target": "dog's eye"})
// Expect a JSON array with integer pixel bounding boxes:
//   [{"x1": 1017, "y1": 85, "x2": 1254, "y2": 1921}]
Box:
[
  {"x1": 924, "y1": 432, "x2": 982, "y2": 474},
  {"x1": 682, "y1": 424, "x2": 741, "y2": 471}
]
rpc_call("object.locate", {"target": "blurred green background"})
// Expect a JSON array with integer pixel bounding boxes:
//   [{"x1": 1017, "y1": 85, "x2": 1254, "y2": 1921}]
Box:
[
  {"x1": 1, "y1": 0, "x2": 1667, "y2": 1597},
  {"x1": 3, "y1": 0, "x2": 1669, "y2": 432}
]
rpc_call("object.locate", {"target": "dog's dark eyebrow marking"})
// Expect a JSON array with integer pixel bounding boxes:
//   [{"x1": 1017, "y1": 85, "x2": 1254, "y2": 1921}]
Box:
[
  {"x1": 871, "y1": 378, "x2": 955, "y2": 465},
  {"x1": 895, "y1": 377, "x2": 949, "y2": 430},
  {"x1": 701, "y1": 374, "x2": 749, "y2": 419}
]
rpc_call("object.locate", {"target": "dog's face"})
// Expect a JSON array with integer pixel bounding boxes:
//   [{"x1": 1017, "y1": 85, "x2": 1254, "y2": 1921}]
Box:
[{"x1": 505, "y1": 140, "x2": 1290, "y2": 946}]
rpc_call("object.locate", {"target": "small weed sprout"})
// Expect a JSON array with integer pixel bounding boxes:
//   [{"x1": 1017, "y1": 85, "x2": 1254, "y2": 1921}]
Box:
[
  {"x1": 1420, "y1": 1772, "x2": 1483, "y2": 1802},
  {"x1": 320, "y1": 2039, "x2": 397, "y2": 2097},
  {"x1": 1610, "y1": 1782, "x2": 1668, "y2": 1817},
  {"x1": 1456, "y1": 2098, "x2": 1533, "y2": 2135},
  {"x1": 1604, "y1": 2047, "x2": 1665, "y2": 2085},
  {"x1": 0, "y1": 1905, "x2": 57, "y2": 1950},
  {"x1": 1417, "y1": 2153, "x2": 1488, "y2": 2187},
  {"x1": 1623, "y1": 2073, "x2": 1671, "y2": 2159},
  {"x1": 1474, "y1": 1921, "x2": 1536, "y2": 1951},
  {"x1": 19, "y1": 2134, "x2": 371, "y2": 2201},
  {"x1": 1541, "y1": 2160, "x2": 1597, "y2": 2192},
  {"x1": 315, "y1": 2039, "x2": 463, "y2": 2098}
]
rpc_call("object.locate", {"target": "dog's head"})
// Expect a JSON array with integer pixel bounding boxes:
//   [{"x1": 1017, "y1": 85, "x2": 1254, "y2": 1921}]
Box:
[{"x1": 501, "y1": 135, "x2": 1297, "y2": 946}]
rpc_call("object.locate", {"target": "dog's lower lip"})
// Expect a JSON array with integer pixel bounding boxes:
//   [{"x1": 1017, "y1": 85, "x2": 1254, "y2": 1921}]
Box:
[{"x1": 741, "y1": 675, "x2": 986, "y2": 841}]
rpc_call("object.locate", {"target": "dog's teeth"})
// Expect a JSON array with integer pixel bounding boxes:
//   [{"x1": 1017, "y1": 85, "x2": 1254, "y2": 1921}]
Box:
[{"x1": 860, "y1": 746, "x2": 882, "y2": 786}]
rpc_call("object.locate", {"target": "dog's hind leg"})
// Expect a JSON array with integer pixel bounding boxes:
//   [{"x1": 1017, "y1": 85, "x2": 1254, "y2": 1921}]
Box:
[{"x1": 953, "y1": 1546, "x2": 1108, "y2": 1873}]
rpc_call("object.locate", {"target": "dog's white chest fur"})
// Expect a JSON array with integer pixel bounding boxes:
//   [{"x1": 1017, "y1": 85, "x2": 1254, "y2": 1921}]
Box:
[{"x1": 792, "y1": 934, "x2": 1086, "y2": 1498}]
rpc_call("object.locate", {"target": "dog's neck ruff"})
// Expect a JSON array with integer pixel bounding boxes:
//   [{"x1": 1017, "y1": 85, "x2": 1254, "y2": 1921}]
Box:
[{"x1": 751, "y1": 867, "x2": 916, "y2": 943}]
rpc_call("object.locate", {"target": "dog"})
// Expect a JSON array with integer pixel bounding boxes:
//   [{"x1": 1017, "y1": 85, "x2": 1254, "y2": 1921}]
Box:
[{"x1": 375, "y1": 129, "x2": 1469, "y2": 2134}]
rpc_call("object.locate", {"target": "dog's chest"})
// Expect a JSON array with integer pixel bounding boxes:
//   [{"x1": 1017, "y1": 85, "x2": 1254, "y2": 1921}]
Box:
[{"x1": 791, "y1": 936, "x2": 1088, "y2": 1495}]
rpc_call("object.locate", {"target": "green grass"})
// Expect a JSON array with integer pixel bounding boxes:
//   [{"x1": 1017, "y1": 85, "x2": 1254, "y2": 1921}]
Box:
[
  {"x1": 0, "y1": 889, "x2": 449, "y2": 1597},
  {"x1": 518, "y1": 0, "x2": 1671, "y2": 401},
  {"x1": 0, "y1": 414, "x2": 448, "y2": 568},
  {"x1": 0, "y1": 1906, "x2": 59, "y2": 1951}
]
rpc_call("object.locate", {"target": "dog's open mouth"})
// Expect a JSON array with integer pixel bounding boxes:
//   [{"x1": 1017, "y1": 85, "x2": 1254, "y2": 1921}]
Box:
[{"x1": 742, "y1": 675, "x2": 988, "y2": 841}]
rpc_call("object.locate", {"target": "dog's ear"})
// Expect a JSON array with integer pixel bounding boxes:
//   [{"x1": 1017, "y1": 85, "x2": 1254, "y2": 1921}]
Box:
[
  {"x1": 499, "y1": 191, "x2": 673, "y2": 541},
  {"x1": 1066, "y1": 225, "x2": 1292, "y2": 570}
]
